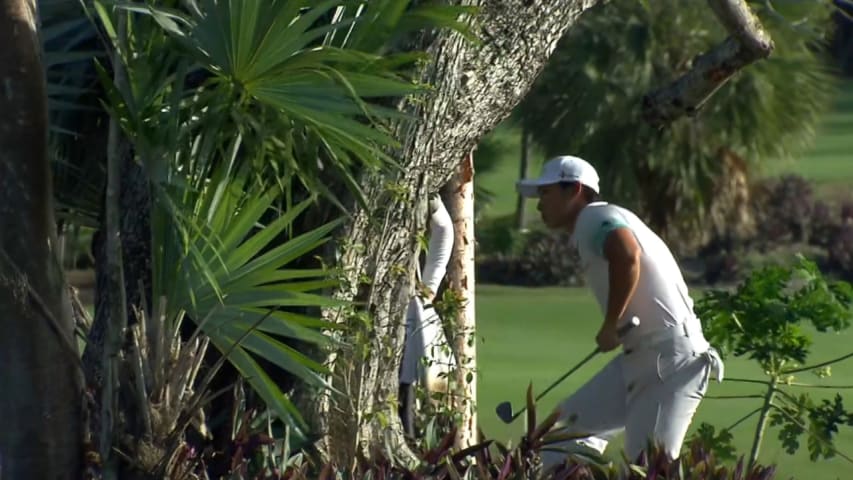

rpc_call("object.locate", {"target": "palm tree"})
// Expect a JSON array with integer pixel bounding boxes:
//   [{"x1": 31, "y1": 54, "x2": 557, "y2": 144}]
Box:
[
  {"x1": 519, "y1": 0, "x2": 837, "y2": 251},
  {"x1": 40, "y1": 0, "x2": 477, "y2": 474},
  {"x1": 0, "y1": 0, "x2": 83, "y2": 477}
]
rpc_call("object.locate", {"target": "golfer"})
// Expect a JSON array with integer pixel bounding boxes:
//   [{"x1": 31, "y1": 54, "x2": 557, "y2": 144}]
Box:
[
  {"x1": 515, "y1": 155, "x2": 724, "y2": 469},
  {"x1": 398, "y1": 195, "x2": 457, "y2": 438}
]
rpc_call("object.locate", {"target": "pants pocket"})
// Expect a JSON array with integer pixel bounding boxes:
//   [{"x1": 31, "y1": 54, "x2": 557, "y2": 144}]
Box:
[{"x1": 656, "y1": 351, "x2": 697, "y2": 383}]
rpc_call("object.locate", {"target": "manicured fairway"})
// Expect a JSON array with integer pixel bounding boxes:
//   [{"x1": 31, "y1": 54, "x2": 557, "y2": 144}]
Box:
[{"x1": 476, "y1": 284, "x2": 853, "y2": 479}]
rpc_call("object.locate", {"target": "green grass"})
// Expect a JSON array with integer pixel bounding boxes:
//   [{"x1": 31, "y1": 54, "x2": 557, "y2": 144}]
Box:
[
  {"x1": 476, "y1": 284, "x2": 853, "y2": 479},
  {"x1": 476, "y1": 80, "x2": 853, "y2": 220}
]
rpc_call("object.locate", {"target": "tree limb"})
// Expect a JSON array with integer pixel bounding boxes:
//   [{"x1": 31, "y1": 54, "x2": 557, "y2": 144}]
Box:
[{"x1": 642, "y1": 0, "x2": 774, "y2": 126}]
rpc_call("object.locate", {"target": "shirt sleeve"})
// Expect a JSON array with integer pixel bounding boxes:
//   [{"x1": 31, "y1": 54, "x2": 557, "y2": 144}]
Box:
[
  {"x1": 421, "y1": 197, "x2": 454, "y2": 298},
  {"x1": 577, "y1": 207, "x2": 632, "y2": 258}
]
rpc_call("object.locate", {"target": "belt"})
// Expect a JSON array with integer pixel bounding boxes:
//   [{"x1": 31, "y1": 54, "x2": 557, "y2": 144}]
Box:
[
  {"x1": 624, "y1": 320, "x2": 724, "y2": 383},
  {"x1": 632, "y1": 320, "x2": 704, "y2": 347}
]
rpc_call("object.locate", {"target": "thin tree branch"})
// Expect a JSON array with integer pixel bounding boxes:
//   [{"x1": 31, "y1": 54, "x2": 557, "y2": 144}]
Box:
[
  {"x1": 723, "y1": 377, "x2": 772, "y2": 385},
  {"x1": 706, "y1": 394, "x2": 767, "y2": 400},
  {"x1": 781, "y1": 352, "x2": 853, "y2": 374},
  {"x1": 785, "y1": 382, "x2": 853, "y2": 389},
  {"x1": 727, "y1": 407, "x2": 763, "y2": 431},
  {"x1": 642, "y1": 0, "x2": 774, "y2": 126}
]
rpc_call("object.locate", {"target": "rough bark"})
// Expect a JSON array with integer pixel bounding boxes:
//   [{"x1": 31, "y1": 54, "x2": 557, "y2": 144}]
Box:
[
  {"x1": 642, "y1": 0, "x2": 774, "y2": 126},
  {"x1": 309, "y1": 0, "x2": 600, "y2": 468},
  {"x1": 80, "y1": 13, "x2": 153, "y2": 475},
  {"x1": 0, "y1": 0, "x2": 84, "y2": 477},
  {"x1": 443, "y1": 153, "x2": 478, "y2": 450}
]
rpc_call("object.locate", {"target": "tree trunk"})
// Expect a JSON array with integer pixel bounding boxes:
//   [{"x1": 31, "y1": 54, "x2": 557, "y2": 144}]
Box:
[
  {"x1": 444, "y1": 153, "x2": 478, "y2": 450},
  {"x1": 0, "y1": 0, "x2": 83, "y2": 477},
  {"x1": 515, "y1": 127, "x2": 532, "y2": 231},
  {"x1": 308, "y1": 0, "x2": 602, "y2": 468}
]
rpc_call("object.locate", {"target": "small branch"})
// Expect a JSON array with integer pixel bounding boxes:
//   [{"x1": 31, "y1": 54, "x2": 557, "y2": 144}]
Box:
[
  {"x1": 748, "y1": 379, "x2": 777, "y2": 470},
  {"x1": 772, "y1": 387, "x2": 801, "y2": 407},
  {"x1": 706, "y1": 394, "x2": 766, "y2": 400},
  {"x1": 707, "y1": 0, "x2": 773, "y2": 56},
  {"x1": 727, "y1": 407, "x2": 763, "y2": 431},
  {"x1": 785, "y1": 382, "x2": 853, "y2": 389},
  {"x1": 781, "y1": 351, "x2": 853, "y2": 374},
  {"x1": 724, "y1": 377, "x2": 772, "y2": 385},
  {"x1": 642, "y1": 0, "x2": 774, "y2": 126}
]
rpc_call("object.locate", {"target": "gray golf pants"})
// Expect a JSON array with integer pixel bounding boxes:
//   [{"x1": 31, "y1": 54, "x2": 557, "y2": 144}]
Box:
[{"x1": 540, "y1": 331, "x2": 723, "y2": 471}]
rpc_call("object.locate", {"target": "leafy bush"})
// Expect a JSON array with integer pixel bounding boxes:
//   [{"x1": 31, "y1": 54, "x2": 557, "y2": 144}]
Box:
[
  {"x1": 828, "y1": 223, "x2": 853, "y2": 281},
  {"x1": 696, "y1": 256, "x2": 853, "y2": 466},
  {"x1": 476, "y1": 214, "x2": 527, "y2": 257},
  {"x1": 809, "y1": 199, "x2": 839, "y2": 248},
  {"x1": 751, "y1": 175, "x2": 815, "y2": 245},
  {"x1": 701, "y1": 249, "x2": 743, "y2": 285},
  {"x1": 477, "y1": 230, "x2": 584, "y2": 287}
]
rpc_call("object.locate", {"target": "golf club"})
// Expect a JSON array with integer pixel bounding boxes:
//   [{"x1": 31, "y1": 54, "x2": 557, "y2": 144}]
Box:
[{"x1": 495, "y1": 316, "x2": 641, "y2": 424}]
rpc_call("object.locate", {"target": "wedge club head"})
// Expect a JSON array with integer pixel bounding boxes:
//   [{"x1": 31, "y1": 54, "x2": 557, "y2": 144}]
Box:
[{"x1": 495, "y1": 401, "x2": 515, "y2": 424}]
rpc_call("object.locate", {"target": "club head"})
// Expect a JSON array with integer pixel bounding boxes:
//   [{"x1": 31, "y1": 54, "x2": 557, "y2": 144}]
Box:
[{"x1": 495, "y1": 401, "x2": 514, "y2": 424}]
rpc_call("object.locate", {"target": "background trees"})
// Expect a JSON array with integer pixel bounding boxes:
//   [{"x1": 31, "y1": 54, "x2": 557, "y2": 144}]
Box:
[{"x1": 518, "y1": 0, "x2": 836, "y2": 252}]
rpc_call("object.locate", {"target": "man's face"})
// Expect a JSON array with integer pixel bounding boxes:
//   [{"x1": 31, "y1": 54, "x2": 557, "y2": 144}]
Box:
[{"x1": 536, "y1": 183, "x2": 582, "y2": 230}]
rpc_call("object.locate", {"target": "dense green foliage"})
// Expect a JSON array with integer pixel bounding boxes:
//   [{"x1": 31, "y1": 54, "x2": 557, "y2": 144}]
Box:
[
  {"x1": 696, "y1": 256, "x2": 853, "y2": 466},
  {"x1": 518, "y1": 0, "x2": 836, "y2": 234}
]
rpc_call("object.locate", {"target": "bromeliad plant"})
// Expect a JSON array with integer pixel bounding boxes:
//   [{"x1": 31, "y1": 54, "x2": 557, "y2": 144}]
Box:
[
  {"x1": 694, "y1": 255, "x2": 853, "y2": 469},
  {"x1": 221, "y1": 384, "x2": 778, "y2": 479}
]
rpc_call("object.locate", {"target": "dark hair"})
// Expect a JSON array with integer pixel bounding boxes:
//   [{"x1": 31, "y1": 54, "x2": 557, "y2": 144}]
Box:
[{"x1": 560, "y1": 181, "x2": 599, "y2": 203}]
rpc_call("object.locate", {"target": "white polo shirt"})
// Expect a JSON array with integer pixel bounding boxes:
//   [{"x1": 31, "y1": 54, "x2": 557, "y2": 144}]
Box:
[{"x1": 571, "y1": 202, "x2": 697, "y2": 341}]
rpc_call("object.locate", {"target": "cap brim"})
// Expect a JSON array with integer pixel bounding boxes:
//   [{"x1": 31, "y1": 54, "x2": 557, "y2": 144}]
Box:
[
  {"x1": 516, "y1": 179, "x2": 552, "y2": 198},
  {"x1": 515, "y1": 180, "x2": 541, "y2": 198}
]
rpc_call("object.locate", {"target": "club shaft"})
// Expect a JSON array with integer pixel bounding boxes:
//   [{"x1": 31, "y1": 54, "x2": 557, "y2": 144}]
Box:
[
  {"x1": 508, "y1": 317, "x2": 640, "y2": 421},
  {"x1": 510, "y1": 348, "x2": 598, "y2": 421}
]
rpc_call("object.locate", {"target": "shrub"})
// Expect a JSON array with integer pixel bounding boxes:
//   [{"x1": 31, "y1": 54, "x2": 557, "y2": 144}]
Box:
[
  {"x1": 841, "y1": 200, "x2": 853, "y2": 222},
  {"x1": 751, "y1": 174, "x2": 814, "y2": 246},
  {"x1": 828, "y1": 223, "x2": 853, "y2": 281},
  {"x1": 701, "y1": 249, "x2": 742, "y2": 285},
  {"x1": 476, "y1": 214, "x2": 526, "y2": 257},
  {"x1": 809, "y1": 199, "x2": 839, "y2": 248},
  {"x1": 477, "y1": 230, "x2": 584, "y2": 287}
]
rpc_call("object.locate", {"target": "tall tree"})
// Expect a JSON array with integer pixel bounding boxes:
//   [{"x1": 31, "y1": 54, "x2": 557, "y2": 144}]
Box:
[
  {"x1": 314, "y1": 0, "x2": 789, "y2": 466},
  {"x1": 313, "y1": 0, "x2": 605, "y2": 467},
  {"x1": 0, "y1": 0, "x2": 83, "y2": 477}
]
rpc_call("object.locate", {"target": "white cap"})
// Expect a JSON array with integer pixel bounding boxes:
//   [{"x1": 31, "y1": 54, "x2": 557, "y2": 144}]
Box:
[{"x1": 516, "y1": 155, "x2": 600, "y2": 198}]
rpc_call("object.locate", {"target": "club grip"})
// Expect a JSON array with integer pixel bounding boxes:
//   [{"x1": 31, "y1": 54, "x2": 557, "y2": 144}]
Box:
[{"x1": 617, "y1": 316, "x2": 640, "y2": 338}]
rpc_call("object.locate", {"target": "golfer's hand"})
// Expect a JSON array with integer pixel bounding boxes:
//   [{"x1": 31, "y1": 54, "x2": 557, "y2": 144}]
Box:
[{"x1": 595, "y1": 324, "x2": 620, "y2": 352}]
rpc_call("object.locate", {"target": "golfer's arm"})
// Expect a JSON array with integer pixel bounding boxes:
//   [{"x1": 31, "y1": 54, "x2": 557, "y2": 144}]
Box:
[{"x1": 602, "y1": 228, "x2": 641, "y2": 329}]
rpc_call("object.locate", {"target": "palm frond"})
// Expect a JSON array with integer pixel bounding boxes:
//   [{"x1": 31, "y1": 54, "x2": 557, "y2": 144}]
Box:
[{"x1": 152, "y1": 163, "x2": 346, "y2": 438}]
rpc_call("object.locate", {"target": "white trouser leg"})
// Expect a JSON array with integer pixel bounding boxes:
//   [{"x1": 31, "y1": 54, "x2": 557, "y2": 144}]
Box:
[
  {"x1": 399, "y1": 298, "x2": 425, "y2": 385},
  {"x1": 540, "y1": 355, "x2": 627, "y2": 472},
  {"x1": 621, "y1": 339, "x2": 717, "y2": 462}
]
